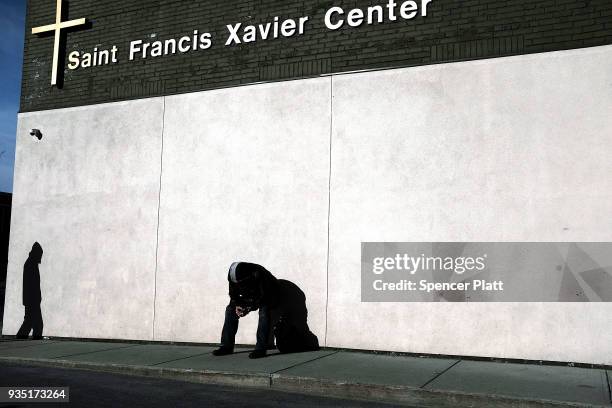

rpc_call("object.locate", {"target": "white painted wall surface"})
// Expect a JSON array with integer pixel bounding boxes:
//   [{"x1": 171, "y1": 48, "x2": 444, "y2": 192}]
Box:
[
  {"x1": 326, "y1": 45, "x2": 612, "y2": 364},
  {"x1": 3, "y1": 98, "x2": 164, "y2": 340},
  {"x1": 153, "y1": 79, "x2": 331, "y2": 344},
  {"x1": 3, "y1": 45, "x2": 612, "y2": 364}
]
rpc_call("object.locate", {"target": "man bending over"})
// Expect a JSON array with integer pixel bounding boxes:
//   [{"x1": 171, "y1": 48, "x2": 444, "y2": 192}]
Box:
[{"x1": 213, "y1": 262, "x2": 279, "y2": 359}]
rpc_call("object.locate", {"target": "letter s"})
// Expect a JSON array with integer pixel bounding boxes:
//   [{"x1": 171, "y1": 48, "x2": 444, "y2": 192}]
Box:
[
  {"x1": 67, "y1": 51, "x2": 80, "y2": 70},
  {"x1": 199, "y1": 33, "x2": 212, "y2": 50}
]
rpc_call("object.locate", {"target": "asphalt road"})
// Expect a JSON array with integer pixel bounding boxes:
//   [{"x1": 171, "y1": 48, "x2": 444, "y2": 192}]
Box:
[{"x1": 0, "y1": 363, "x2": 404, "y2": 408}]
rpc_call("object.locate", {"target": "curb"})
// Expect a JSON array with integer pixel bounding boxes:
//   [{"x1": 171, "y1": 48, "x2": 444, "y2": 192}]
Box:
[
  {"x1": 0, "y1": 357, "x2": 608, "y2": 408},
  {"x1": 271, "y1": 375, "x2": 606, "y2": 408},
  {"x1": 0, "y1": 357, "x2": 270, "y2": 388}
]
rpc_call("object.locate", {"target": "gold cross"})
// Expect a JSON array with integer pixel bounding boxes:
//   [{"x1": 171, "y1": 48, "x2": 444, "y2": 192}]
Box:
[{"x1": 32, "y1": 0, "x2": 86, "y2": 86}]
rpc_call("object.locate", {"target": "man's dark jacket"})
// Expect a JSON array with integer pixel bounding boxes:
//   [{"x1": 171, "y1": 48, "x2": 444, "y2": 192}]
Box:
[{"x1": 228, "y1": 262, "x2": 279, "y2": 310}]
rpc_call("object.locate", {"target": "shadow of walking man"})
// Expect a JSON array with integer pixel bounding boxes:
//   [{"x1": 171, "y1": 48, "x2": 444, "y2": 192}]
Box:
[{"x1": 16, "y1": 242, "x2": 44, "y2": 340}]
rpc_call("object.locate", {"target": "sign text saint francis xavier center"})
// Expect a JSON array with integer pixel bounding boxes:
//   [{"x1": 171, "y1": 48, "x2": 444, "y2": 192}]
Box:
[{"x1": 34, "y1": 0, "x2": 435, "y2": 85}]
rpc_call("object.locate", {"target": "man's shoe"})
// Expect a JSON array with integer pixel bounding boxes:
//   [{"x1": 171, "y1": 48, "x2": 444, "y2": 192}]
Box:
[
  {"x1": 32, "y1": 336, "x2": 43, "y2": 340},
  {"x1": 15, "y1": 335, "x2": 28, "y2": 340},
  {"x1": 212, "y1": 347, "x2": 233, "y2": 356},
  {"x1": 248, "y1": 349, "x2": 267, "y2": 359}
]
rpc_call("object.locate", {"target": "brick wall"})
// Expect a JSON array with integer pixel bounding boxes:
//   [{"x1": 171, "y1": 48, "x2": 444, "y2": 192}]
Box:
[{"x1": 21, "y1": 0, "x2": 612, "y2": 112}]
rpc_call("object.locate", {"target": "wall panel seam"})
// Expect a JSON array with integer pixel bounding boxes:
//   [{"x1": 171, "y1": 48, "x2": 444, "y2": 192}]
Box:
[
  {"x1": 152, "y1": 97, "x2": 166, "y2": 341},
  {"x1": 324, "y1": 75, "x2": 333, "y2": 347}
]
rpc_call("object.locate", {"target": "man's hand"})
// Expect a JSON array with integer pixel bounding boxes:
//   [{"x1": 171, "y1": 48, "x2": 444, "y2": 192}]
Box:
[{"x1": 235, "y1": 306, "x2": 250, "y2": 318}]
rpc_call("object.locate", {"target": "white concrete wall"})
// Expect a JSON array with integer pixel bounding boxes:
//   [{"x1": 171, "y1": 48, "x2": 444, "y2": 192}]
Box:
[
  {"x1": 326, "y1": 45, "x2": 612, "y2": 364},
  {"x1": 3, "y1": 45, "x2": 612, "y2": 364},
  {"x1": 153, "y1": 79, "x2": 331, "y2": 344},
  {"x1": 3, "y1": 98, "x2": 164, "y2": 340}
]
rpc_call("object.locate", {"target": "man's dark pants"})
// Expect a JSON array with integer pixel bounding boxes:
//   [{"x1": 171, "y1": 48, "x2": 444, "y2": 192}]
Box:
[
  {"x1": 16, "y1": 305, "x2": 43, "y2": 339},
  {"x1": 221, "y1": 304, "x2": 271, "y2": 351}
]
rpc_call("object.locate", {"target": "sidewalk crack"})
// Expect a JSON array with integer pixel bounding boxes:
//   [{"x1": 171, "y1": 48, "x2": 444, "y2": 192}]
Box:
[
  {"x1": 271, "y1": 350, "x2": 340, "y2": 376},
  {"x1": 150, "y1": 350, "x2": 215, "y2": 366},
  {"x1": 52, "y1": 344, "x2": 140, "y2": 359},
  {"x1": 605, "y1": 370, "x2": 611, "y2": 403},
  {"x1": 419, "y1": 359, "x2": 462, "y2": 389}
]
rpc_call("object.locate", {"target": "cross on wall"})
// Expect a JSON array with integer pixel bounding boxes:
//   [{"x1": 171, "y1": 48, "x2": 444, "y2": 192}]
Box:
[{"x1": 32, "y1": 0, "x2": 87, "y2": 86}]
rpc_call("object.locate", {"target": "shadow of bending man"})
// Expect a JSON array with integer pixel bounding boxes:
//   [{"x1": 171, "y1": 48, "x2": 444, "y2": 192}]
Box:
[
  {"x1": 16, "y1": 242, "x2": 44, "y2": 340},
  {"x1": 272, "y1": 279, "x2": 320, "y2": 354}
]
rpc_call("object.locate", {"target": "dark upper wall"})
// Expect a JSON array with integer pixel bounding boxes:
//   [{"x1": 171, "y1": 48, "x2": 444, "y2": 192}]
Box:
[{"x1": 21, "y1": 0, "x2": 612, "y2": 112}]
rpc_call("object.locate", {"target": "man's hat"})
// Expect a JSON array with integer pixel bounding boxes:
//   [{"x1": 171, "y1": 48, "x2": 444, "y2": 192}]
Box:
[{"x1": 229, "y1": 262, "x2": 251, "y2": 283}]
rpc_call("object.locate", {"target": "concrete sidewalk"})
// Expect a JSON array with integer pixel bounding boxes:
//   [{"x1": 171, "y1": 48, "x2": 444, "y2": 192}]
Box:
[{"x1": 0, "y1": 338, "x2": 609, "y2": 407}]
